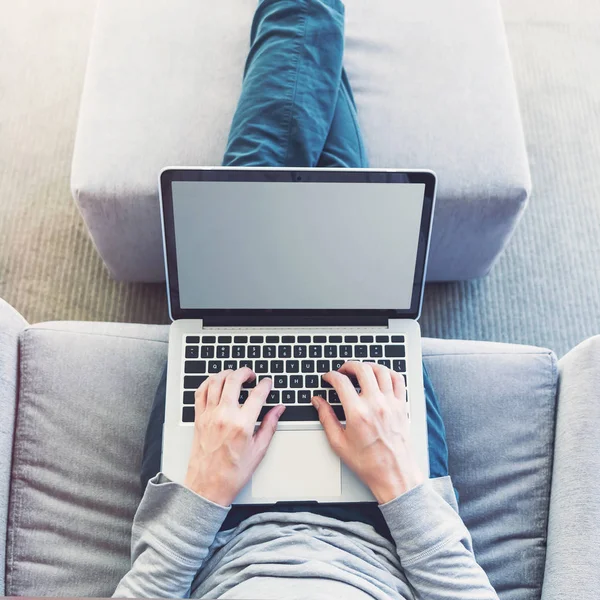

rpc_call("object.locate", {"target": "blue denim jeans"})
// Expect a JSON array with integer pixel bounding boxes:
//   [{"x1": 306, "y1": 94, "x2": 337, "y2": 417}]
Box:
[{"x1": 141, "y1": 0, "x2": 452, "y2": 542}]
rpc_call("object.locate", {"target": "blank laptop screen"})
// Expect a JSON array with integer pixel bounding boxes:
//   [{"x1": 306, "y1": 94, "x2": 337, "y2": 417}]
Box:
[{"x1": 171, "y1": 180, "x2": 425, "y2": 310}]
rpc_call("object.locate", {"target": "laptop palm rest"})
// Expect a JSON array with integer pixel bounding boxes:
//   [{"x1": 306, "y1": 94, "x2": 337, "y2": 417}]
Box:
[{"x1": 251, "y1": 430, "x2": 342, "y2": 500}]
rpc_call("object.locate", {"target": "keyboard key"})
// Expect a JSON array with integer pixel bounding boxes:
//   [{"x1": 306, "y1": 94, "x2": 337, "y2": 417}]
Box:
[
  {"x1": 201, "y1": 346, "x2": 215, "y2": 358},
  {"x1": 317, "y1": 360, "x2": 330, "y2": 373},
  {"x1": 332, "y1": 359, "x2": 345, "y2": 371},
  {"x1": 183, "y1": 391, "x2": 195, "y2": 404},
  {"x1": 255, "y1": 360, "x2": 268, "y2": 373},
  {"x1": 314, "y1": 335, "x2": 327, "y2": 343},
  {"x1": 324, "y1": 345, "x2": 337, "y2": 358},
  {"x1": 242, "y1": 378, "x2": 256, "y2": 389},
  {"x1": 313, "y1": 389, "x2": 327, "y2": 400},
  {"x1": 321, "y1": 375, "x2": 333, "y2": 388},
  {"x1": 234, "y1": 335, "x2": 248, "y2": 343},
  {"x1": 282, "y1": 335, "x2": 295, "y2": 343},
  {"x1": 290, "y1": 375, "x2": 303, "y2": 388},
  {"x1": 224, "y1": 360, "x2": 237, "y2": 371},
  {"x1": 271, "y1": 360, "x2": 284, "y2": 373},
  {"x1": 355, "y1": 345, "x2": 368, "y2": 357},
  {"x1": 267, "y1": 390, "x2": 280, "y2": 404},
  {"x1": 391, "y1": 335, "x2": 405, "y2": 343},
  {"x1": 328, "y1": 390, "x2": 340, "y2": 404},
  {"x1": 257, "y1": 405, "x2": 345, "y2": 422},
  {"x1": 340, "y1": 345, "x2": 352, "y2": 358},
  {"x1": 302, "y1": 360, "x2": 315, "y2": 373},
  {"x1": 185, "y1": 345, "x2": 199, "y2": 359},
  {"x1": 298, "y1": 335, "x2": 311, "y2": 343},
  {"x1": 185, "y1": 361, "x2": 206, "y2": 374},
  {"x1": 208, "y1": 361, "x2": 222, "y2": 373},
  {"x1": 202, "y1": 335, "x2": 216, "y2": 343},
  {"x1": 309, "y1": 346, "x2": 322, "y2": 358},
  {"x1": 259, "y1": 375, "x2": 271, "y2": 382},
  {"x1": 274, "y1": 375, "x2": 287, "y2": 388},
  {"x1": 218, "y1": 336, "x2": 232, "y2": 343},
  {"x1": 182, "y1": 407, "x2": 195, "y2": 422},
  {"x1": 282, "y1": 390, "x2": 296, "y2": 404},
  {"x1": 298, "y1": 390, "x2": 312, "y2": 403},
  {"x1": 294, "y1": 345, "x2": 307, "y2": 358},
  {"x1": 329, "y1": 335, "x2": 342, "y2": 343},
  {"x1": 286, "y1": 360, "x2": 300, "y2": 373},
  {"x1": 263, "y1": 346, "x2": 276, "y2": 358},
  {"x1": 344, "y1": 335, "x2": 358, "y2": 343},
  {"x1": 369, "y1": 345, "x2": 383, "y2": 357},
  {"x1": 393, "y1": 360, "x2": 406, "y2": 372},
  {"x1": 278, "y1": 345, "x2": 292, "y2": 358},
  {"x1": 240, "y1": 360, "x2": 253, "y2": 369},
  {"x1": 217, "y1": 346, "x2": 230, "y2": 359},
  {"x1": 232, "y1": 346, "x2": 245, "y2": 358},
  {"x1": 376, "y1": 335, "x2": 389, "y2": 343},
  {"x1": 360, "y1": 335, "x2": 373, "y2": 343},
  {"x1": 186, "y1": 336, "x2": 200, "y2": 344},
  {"x1": 385, "y1": 345, "x2": 406, "y2": 358},
  {"x1": 250, "y1": 335, "x2": 264, "y2": 343},
  {"x1": 266, "y1": 335, "x2": 279, "y2": 343},
  {"x1": 248, "y1": 345, "x2": 260, "y2": 359},
  {"x1": 364, "y1": 360, "x2": 376, "y2": 363},
  {"x1": 184, "y1": 375, "x2": 208, "y2": 389},
  {"x1": 239, "y1": 390, "x2": 249, "y2": 404},
  {"x1": 306, "y1": 375, "x2": 319, "y2": 388},
  {"x1": 378, "y1": 359, "x2": 391, "y2": 368}
]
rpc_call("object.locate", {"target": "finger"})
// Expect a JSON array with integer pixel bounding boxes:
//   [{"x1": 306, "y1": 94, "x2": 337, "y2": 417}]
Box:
[
  {"x1": 311, "y1": 396, "x2": 345, "y2": 454},
  {"x1": 252, "y1": 404, "x2": 286, "y2": 459},
  {"x1": 338, "y1": 360, "x2": 379, "y2": 396},
  {"x1": 221, "y1": 367, "x2": 255, "y2": 406},
  {"x1": 206, "y1": 370, "x2": 233, "y2": 407},
  {"x1": 369, "y1": 362, "x2": 394, "y2": 395},
  {"x1": 194, "y1": 377, "x2": 209, "y2": 414},
  {"x1": 322, "y1": 370, "x2": 359, "y2": 410},
  {"x1": 243, "y1": 376, "x2": 273, "y2": 422},
  {"x1": 391, "y1": 370, "x2": 407, "y2": 403}
]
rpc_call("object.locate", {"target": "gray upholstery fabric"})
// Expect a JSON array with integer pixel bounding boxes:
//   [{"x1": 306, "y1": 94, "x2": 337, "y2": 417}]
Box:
[
  {"x1": 542, "y1": 336, "x2": 600, "y2": 599},
  {"x1": 5, "y1": 323, "x2": 556, "y2": 598},
  {"x1": 0, "y1": 299, "x2": 28, "y2": 596},
  {"x1": 71, "y1": 0, "x2": 530, "y2": 282}
]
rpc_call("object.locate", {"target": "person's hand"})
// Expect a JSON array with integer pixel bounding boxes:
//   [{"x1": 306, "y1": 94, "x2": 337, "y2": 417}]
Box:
[
  {"x1": 312, "y1": 361, "x2": 425, "y2": 504},
  {"x1": 184, "y1": 368, "x2": 285, "y2": 506}
]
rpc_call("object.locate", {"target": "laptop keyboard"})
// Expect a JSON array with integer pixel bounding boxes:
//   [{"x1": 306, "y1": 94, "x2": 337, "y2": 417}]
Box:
[{"x1": 181, "y1": 334, "x2": 408, "y2": 423}]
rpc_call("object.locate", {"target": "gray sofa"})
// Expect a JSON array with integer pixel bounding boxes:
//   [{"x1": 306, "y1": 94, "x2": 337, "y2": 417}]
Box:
[
  {"x1": 71, "y1": 0, "x2": 531, "y2": 283},
  {"x1": 1, "y1": 297, "x2": 599, "y2": 597}
]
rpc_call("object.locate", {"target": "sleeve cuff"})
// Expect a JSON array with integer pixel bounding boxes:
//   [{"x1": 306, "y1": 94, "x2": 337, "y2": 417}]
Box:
[
  {"x1": 379, "y1": 477, "x2": 468, "y2": 562},
  {"x1": 132, "y1": 472, "x2": 231, "y2": 565}
]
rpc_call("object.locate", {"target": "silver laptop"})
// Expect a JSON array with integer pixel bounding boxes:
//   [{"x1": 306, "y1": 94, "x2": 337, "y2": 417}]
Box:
[{"x1": 158, "y1": 166, "x2": 436, "y2": 504}]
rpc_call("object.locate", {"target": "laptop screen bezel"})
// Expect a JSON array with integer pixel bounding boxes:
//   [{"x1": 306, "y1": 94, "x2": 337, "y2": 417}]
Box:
[{"x1": 159, "y1": 167, "x2": 436, "y2": 322}]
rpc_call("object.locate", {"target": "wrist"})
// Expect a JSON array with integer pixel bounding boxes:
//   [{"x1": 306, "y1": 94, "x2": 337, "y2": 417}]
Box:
[
  {"x1": 184, "y1": 473, "x2": 234, "y2": 507},
  {"x1": 369, "y1": 472, "x2": 425, "y2": 505}
]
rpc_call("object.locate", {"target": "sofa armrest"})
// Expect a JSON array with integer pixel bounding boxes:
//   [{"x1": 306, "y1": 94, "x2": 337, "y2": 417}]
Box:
[
  {"x1": 541, "y1": 335, "x2": 600, "y2": 599},
  {"x1": 0, "y1": 299, "x2": 28, "y2": 595}
]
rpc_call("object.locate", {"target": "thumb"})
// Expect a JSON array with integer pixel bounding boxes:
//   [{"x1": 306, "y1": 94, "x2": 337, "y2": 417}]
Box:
[
  {"x1": 253, "y1": 404, "x2": 285, "y2": 459},
  {"x1": 312, "y1": 396, "x2": 345, "y2": 454}
]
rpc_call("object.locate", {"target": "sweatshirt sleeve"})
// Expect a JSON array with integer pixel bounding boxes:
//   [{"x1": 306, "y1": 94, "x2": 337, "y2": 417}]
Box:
[
  {"x1": 379, "y1": 476, "x2": 498, "y2": 599},
  {"x1": 113, "y1": 473, "x2": 230, "y2": 598}
]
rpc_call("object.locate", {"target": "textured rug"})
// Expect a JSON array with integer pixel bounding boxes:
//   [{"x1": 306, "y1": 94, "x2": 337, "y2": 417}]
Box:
[{"x1": 0, "y1": 0, "x2": 598, "y2": 357}]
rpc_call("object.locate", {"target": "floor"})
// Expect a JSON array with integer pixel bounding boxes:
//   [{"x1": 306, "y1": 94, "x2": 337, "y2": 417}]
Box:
[{"x1": 0, "y1": 0, "x2": 598, "y2": 357}]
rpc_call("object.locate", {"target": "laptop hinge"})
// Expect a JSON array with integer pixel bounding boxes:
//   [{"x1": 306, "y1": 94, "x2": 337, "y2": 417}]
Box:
[{"x1": 201, "y1": 315, "x2": 390, "y2": 328}]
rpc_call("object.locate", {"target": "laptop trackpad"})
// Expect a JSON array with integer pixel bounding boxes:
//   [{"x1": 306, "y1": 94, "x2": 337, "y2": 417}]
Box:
[{"x1": 252, "y1": 430, "x2": 342, "y2": 500}]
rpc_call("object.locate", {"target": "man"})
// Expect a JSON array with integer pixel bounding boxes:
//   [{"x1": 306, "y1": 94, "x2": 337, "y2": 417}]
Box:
[{"x1": 114, "y1": 1, "x2": 497, "y2": 597}]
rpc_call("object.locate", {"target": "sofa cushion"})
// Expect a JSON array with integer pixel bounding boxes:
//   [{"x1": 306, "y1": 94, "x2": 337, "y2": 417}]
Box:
[
  {"x1": 6, "y1": 327, "x2": 556, "y2": 598},
  {"x1": 71, "y1": 0, "x2": 529, "y2": 282}
]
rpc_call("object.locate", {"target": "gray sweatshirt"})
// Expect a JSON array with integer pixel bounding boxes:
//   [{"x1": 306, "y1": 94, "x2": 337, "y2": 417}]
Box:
[{"x1": 114, "y1": 473, "x2": 497, "y2": 599}]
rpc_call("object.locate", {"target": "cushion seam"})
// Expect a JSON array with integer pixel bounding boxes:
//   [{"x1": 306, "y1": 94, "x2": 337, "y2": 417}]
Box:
[{"x1": 23, "y1": 327, "x2": 168, "y2": 345}]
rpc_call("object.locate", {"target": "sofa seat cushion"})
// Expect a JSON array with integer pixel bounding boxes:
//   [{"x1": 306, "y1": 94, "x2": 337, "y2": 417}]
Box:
[
  {"x1": 6, "y1": 326, "x2": 556, "y2": 598},
  {"x1": 71, "y1": 0, "x2": 530, "y2": 281}
]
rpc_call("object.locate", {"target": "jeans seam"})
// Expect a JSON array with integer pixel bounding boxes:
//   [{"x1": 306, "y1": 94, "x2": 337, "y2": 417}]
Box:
[
  {"x1": 340, "y1": 81, "x2": 366, "y2": 167},
  {"x1": 282, "y1": 0, "x2": 310, "y2": 166}
]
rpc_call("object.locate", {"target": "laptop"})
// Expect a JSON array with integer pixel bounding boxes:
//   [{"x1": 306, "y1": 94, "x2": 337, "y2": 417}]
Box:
[{"x1": 158, "y1": 166, "x2": 436, "y2": 504}]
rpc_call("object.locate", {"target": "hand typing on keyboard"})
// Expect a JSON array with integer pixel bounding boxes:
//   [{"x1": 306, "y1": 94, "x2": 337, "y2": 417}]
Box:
[
  {"x1": 183, "y1": 368, "x2": 284, "y2": 506},
  {"x1": 312, "y1": 361, "x2": 425, "y2": 504}
]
